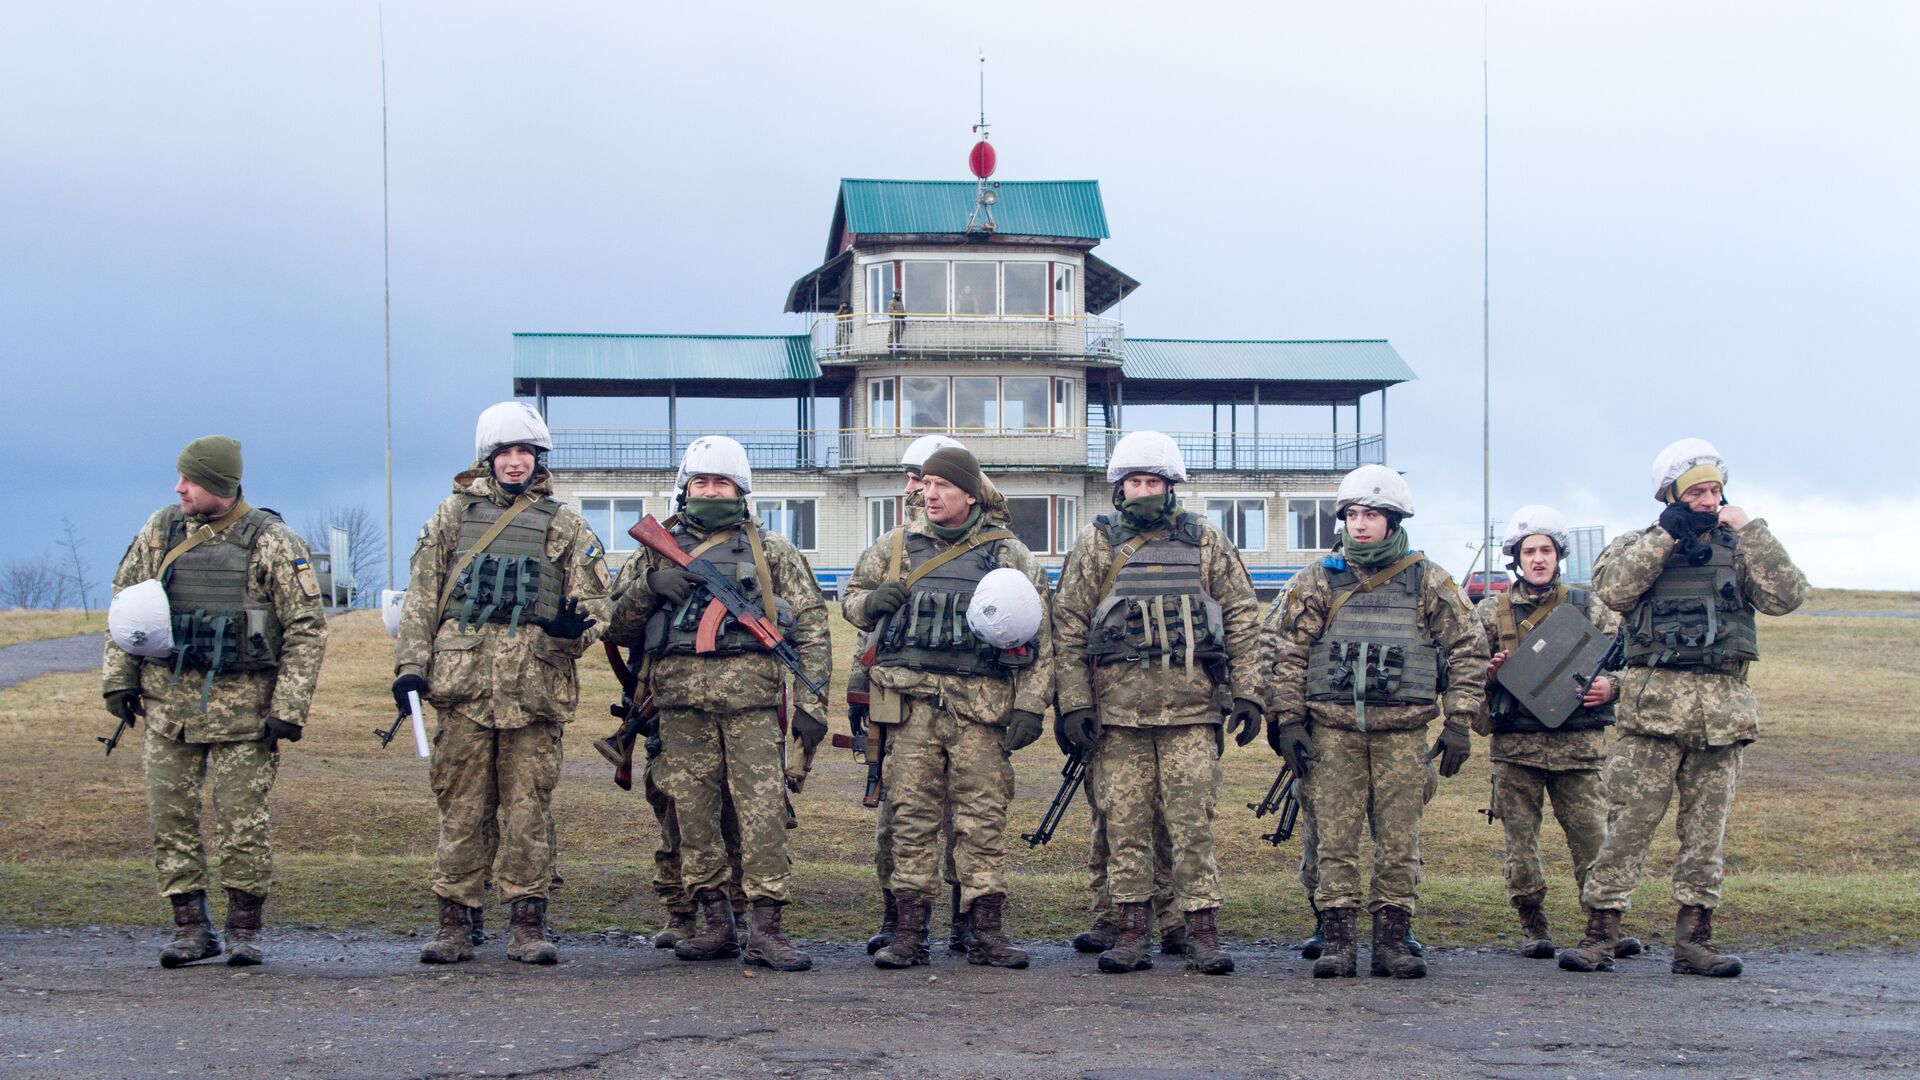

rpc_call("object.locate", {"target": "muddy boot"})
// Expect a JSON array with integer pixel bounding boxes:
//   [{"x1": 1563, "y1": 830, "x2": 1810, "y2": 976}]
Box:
[
  {"x1": 1615, "y1": 934, "x2": 1644, "y2": 958},
  {"x1": 653, "y1": 909, "x2": 698, "y2": 949},
  {"x1": 467, "y1": 905, "x2": 487, "y2": 947},
  {"x1": 1300, "y1": 901, "x2": 1327, "y2": 960},
  {"x1": 223, "y1": 888, "x2": 265, "y2": 967},
  {"x1": 865, "y1": 890, "x2": 898, "y2": 956},
  {"x1": 1159, "y1": 921, "x2": 1188, "y2": 956},
  {"x1": 873, "y1": 895, "x2": 932, "y2": 969},
  {"x1": 419, "y1": 895, "x2": 476, "y2": 964},
  {"x1": 948, "y1": 888, "x2": 972, "y2": 954},
  {"x1": 1097, "y1": 902, "x2": 1154, "y2": 973},
  {"x1": 742, "y1": 899, "x2": 812, "y2": 972},
  {"x1": 674, "y1": 889, "x2": 741, "y2": 961},
  {"x1": 1671, "y1": 905, "x2": 1742, "y2": 977},
  {"x1": 1183, "y1": 907, "x2": 1234, "y2": 975},
  {"x1": 964, "y1": 893, "x2": 1029, "y2": 969},
  {"x1": 506, "y1": 897, "x2": 559, "y2": 965},
  {"x1": 1072, "y1": 916, "x2": 1118, "y2": 954},
  {"x1": 1403, "y1": 926, "x2": 1425, "y2": 957},
  {"x1": 1311, "y1": 907, "x2": 1356, "y2": 978},
  {"x1": 1513, "y1": 890, "x2": 1555, "y2": 959},
  {"x1": 158, "y1": 890, "x2": 221, "y2": 968},
  {"x1": 1556, "y1": 907, "x2": 1619, "y2": 972},
  {"x1": 1369, "y1": 906, "x2": 1427, "y2": 979}
]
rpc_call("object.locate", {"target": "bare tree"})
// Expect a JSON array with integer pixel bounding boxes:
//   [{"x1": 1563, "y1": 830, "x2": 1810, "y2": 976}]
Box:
[
  {"x1": 57, "y1": 516, "x2": 93, "y2": 616},
  {"x1": 0, "y1": 556, "x2": 74, "y2": 610},
  {"x1": 301, "y1": 505, "x2": 386, "y2": 609}
]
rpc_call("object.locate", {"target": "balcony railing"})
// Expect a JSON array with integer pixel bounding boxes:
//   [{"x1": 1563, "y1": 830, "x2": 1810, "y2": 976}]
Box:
[
  {"x1": 551, "y1": 427, "x2": 1382, "y2": 473},
  {"x1": 809, "y1": 312, "x2": 1123, "y2": 362}
]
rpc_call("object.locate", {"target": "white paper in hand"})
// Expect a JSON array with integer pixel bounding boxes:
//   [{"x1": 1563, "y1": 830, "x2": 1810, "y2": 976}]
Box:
[{"x1": 409, "y1": 690, "x2": 430, "y2": 758}]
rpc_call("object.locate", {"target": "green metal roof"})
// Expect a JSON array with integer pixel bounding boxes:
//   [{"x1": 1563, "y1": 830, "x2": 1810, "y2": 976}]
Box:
[
  {"x1": 513, "y1": 334, "x2": 819, "y2": 383},
  {"x1": 835, "y1": 179, "x2": 1109, "y2": 246},
  {"x1": 1121, "y1": 339, "x2": 1415, "y2": 384}
]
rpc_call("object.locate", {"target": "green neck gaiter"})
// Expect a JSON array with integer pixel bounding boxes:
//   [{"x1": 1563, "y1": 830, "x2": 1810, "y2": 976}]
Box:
[
  {"x1": 927, "y1": 506, "x2": 982, "y2": 543},
  {"x1": 683, "y1": 497, "x2": 747, "y2": 532},
  {"x1": 1119, "y1": 493, "x2": 1179, "y2": 531},
  {"x1": 1342, "y1": 525, "x2": 1411, "y2": 569}
]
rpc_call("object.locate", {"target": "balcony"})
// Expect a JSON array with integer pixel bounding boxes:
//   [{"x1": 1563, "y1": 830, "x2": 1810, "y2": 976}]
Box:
[{"x1": 809, "y1": 312, "x2": 1123, "y2": 363}]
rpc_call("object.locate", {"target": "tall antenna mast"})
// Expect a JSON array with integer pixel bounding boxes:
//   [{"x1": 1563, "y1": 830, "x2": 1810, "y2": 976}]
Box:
[
  {"x1": 966, "y1": 51, "x2": 997, "y2": 234},
  {"x1": 1480, "y1": 4, "x2": 1493, "y2": 593},
  {"x1": 380, "y1": 4, "x2": 395, "y2": 589}
]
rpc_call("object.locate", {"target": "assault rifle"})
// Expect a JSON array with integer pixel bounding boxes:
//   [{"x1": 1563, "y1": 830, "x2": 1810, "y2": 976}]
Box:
[
  {"x1": 1571, "y1": 626, "x2": 1627, "y2": 701},
  {"x1": 1247, "y1": 762, "x2": 1301, "y2": 845},
  {"x1": 1022, "y1": 748, "x2": 1085, "y2": 847},
  {"x1": 834, "y1": 616, "x2": 889, "y2": 808},
  {"x1": 630, "y1": 516, "x2": 827, "y2": 699},
  {"x1": 99, "y1": 716, "x2": 136, "y2": 757},
  {"x1": 594, "y1": 640, "x2": 657, "y2": 791}
]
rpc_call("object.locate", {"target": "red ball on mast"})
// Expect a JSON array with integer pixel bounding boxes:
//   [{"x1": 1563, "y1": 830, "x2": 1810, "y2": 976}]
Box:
[{"x1": 969, "y1": 139, "x2": 996, "y2": 180}]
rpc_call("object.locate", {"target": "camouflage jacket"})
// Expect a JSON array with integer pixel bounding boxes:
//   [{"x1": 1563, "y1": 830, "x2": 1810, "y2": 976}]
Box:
[
  {"x1": 1265, "y1": 550, "x2": 1489, "y2": 733},
  {"x1": 1591, "y1": 519, "x2": 1806, "y2": 746},
  {"x1": 1473, "y1": 578, "x2": 1621, "y2": 769},
  {"x1": 393, "y1": 468, "x2": 610, "y2": 728},
  {"x1": 102, "y1": 505, "x2": 329, "y2": 742},
  {"x1": 1052, "y1": 513, "x2": 1264, "y2": 727},
  {"x1": 842, "y1": 511, "x2": 1055, "y2": 727},
  {"x1": 603, "y1": 516, "x2": 829, "y2": 717}
]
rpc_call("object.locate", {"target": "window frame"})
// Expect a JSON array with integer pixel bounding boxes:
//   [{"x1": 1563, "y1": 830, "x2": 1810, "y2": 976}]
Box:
[
  {"x1": 867, "y1": 496, "x2": 902, "y2": 545},
  {"x1": 576, "y1": 494, "x2": 647, "y2": 553},
  {"x1": 754, "y1": 496, "x2": 820, "y2": 553},
  {"x1": 1206, "y1": 497, "x2": 1270, "y2": 553},
  {"x1": 867, "y1": 376, "x2": 897, "y2": 433},
  {"x1": 1286, "y1": 495, "x2": 1340, "y2": 553}
]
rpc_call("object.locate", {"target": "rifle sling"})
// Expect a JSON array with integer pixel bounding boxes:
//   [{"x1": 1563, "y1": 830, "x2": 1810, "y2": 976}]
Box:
[
  {"x1": 155, "y1": 499, "x2": 254, "y2": 581},
  {"x1": 894, "y1": 527, "x2": 1016, "y2": 588},
  {"x1": 435, "y1": 493, "x2": 537, "y2": 621},
  {"x1": 1094, "y1": 523, "x2": 1171, "y2": 604},
  {"x1": 1496, "y1": 584, "x2": 1569, "y2": 653}
]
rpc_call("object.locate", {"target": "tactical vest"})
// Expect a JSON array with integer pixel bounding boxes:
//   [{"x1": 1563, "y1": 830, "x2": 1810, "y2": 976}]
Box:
[
  {"x1": 646, "y1": 524, "x2": 794, "y2": 659},
  {"x1": 1489, "y1": 587, "x2": 1615, "y2": 734},
  {"x1": 443, "y1": 495, "x2": 565, "y2": 635},
  {"x1": 160, "y1": 505, "x2": 285, "y2": 679},
  {"x1": 1086, "y1": 513, "x2": 1226, "y2": 677},
  {"x1": 1304, "y1": 558, "x2": 1443, "y2": 713},
  {"x1": 1621, "y1": 528, "x2": 1759, "y2": 669},
  {"x1": 875, "y1": 531, "x2": 1025, "y2": 679}
]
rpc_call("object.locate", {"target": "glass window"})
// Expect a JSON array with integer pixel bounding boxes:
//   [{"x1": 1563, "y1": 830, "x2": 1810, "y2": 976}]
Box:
[
  {"x1": 757, "y1": 498, "x2": 817, "y2": 551},
  {"x1": 1002, "y1": 377, "x2": 1049, "y2": 431},
  {"x1": 1052, "y1": 264, "x2": 1074, "y2": 317},
  {"x1": 867, "y1": 377, "x2": 896, "y2": 431},
  {"x1": 1006, "y1": 496, "x2": 1052, "y2": 554},
  {"x1": 1056, "y1": 497, "x2": 1078, "y2": 549},
  {"x1": 866, "y1": 262, "x2": 893, "y2": 314},
  {"x1": 1207, "y1": 498, "x2": 1268, "y2": 552},
  {"x1": 868, "y1": 497, "x2": 899, "y2": 544},
  {"x1": 579, "y1": 497, "x2": 644, "y2": 552},
  {"x1": 1003, "y1": 262, "x2": 1047, "y2": 316},
  {"x1": 901, "y1": 376, "x2": 949, "y2": 430},
  {"x1": 953, "y1": 377, "x2": 998, "y2": 432},
  {"x1": 953, "y1": 262, "x2": 997, "y2": 316},
  {"x1": 903, "y1": 261, "x2": 948, "y2": 315},
  {"x1": 1054, "y1": 378, "x2": 1072, "y2": 433},
  {"x1": 1288, "y1": 497, "x2": 1338, "y2": 551}
]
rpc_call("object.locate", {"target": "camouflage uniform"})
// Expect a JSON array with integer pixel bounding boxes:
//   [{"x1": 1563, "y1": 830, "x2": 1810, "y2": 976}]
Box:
[
  {"x1": 104, "y1": 507, "x2": 328, "y2": 899},
  {"x1": 393, "y1": 468, "x2": 610, "y2": 908},
  {"x1": 1081, "y1": 758, "x2": 1180, "y2": 936},
  {"x1": 1580, "y1": 521, "x2": 1806, "y2": 913},
  {"x1": 642, "y1": 736, "x2": 748, "y2": 915},
  {"x1": 1293, "y1": 756, "x2": 1438, "y2": 900}
]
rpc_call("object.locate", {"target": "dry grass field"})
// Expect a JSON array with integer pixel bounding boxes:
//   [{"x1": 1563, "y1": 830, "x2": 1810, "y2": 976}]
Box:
[
  {"x1": 0, "y1": 609, "x2": 101, "y2": 648},
  {"x1": 2, "y1": 589, "x2": 1914, "y2": 947}
]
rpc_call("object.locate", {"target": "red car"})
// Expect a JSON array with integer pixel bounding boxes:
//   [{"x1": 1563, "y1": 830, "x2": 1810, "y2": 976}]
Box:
[{"x1": 1464, "y1": 570, "x2": 1511, "y2": 603}]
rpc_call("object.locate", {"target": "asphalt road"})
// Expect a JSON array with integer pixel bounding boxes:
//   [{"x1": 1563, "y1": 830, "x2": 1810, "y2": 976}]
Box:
[
  {"x1": 3, "y1": 927, "x2": 1915, "y2": 1079},
  {"x1": 0, "y1": 633, "x2": 100, "y2": 691}
]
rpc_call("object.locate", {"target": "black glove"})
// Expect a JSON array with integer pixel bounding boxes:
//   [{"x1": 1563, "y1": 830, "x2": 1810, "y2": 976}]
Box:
[
  {"x1": 848, "y1": 702, "x2": 870, "y2": 725},
  {"x1": 1002, "y1": 710, "x2": 1043, "y2": 753},
  {"x1": 262, "y1": 717, "x2": 302, "y2": 752},
  {"x1": 647, "y1": 567, "x2": 700, "y2": 606},
  {"x1": 793, "y1": 706, "x2": 828, "y2": 754},
  {"x1": 863, "y1": 581, "x2": 909, "y2": 620},
  {"x1": 1658, "y1": 502, "x2": 1720, "y2": 541},
  {"x1": 545, "y1": 597, "x2": 597, "y2": 640},
  {"x1": 1267, "y1": 716, "x2": 1314, "y2": 778},
  {"x1": 1058, "y1": 707, "x2": 1100, "y2": 757},
  {"x1": 391, "y1": 673, "x2": 429, "y2": 713},
  {"x1": 1225, "y1": 698, "x2": 1263, "y2": 747},
  {"x1": 1427, "y1": 721, "x2": 1473, "y2": 778},
  {"x1": 105, "y1": 689, "x2": 145, "y2": 725}
]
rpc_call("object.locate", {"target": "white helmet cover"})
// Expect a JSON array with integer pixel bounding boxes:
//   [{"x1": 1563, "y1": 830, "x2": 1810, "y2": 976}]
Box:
[
  {"x1": 1334, "y1": 464, "x2": 1414, "y2": 518},
  {"x1": 1501, "y1": 504, "x2": 1571, "y2": 559},
  {"x1": 1650, "y1": 437, "x2": 1728, "y2": 502},
  {"x1": 966, "y1": 567, "x2": 1045, "y2": 649},
  {"x1": 1105, "y1": 430, "x2": 1189, "y2": 483},
  {"x1": 380, "y1": 588, "x2": 408, "y2": 638},
  {"x1": 474, "y1": 401, "x2": 553, "y2": 460},
  {"x1": 108, "y1": 579, "x2": 174, "y2": 658},
  {"x1": 901, "y1": 434, "x2": 965, "y2": 471},
  {"x1": 674, "y1": 434, "x2": 754, "y2": 496}
]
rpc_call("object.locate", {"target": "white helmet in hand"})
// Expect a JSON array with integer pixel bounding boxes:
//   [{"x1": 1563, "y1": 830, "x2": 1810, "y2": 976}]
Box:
[
  {"x1": 674, "y1": 435, "x2": 754, "y2": 496},
  {"x1": 1650, "y1": 437, "x2": 1727, "y2": 503},
  {"x1": 108, "y1": 579, "x2": 174, "y2": 658},
  {"x1": 1335, "y1": 465, "x2": 1414, "y2": 518},
  {"x1": 1500, "y1": 504, "x2": 1570, "y2": 559},
  {"x1": 1105, "y1": 431, "x2": 1188, "y2": 483},
  {"x1": 474, "y1": 401, "x2": 553, "y2": 461},
  {"x1": 967, "y1": 567, "x2": 1044, "y2": 649}
]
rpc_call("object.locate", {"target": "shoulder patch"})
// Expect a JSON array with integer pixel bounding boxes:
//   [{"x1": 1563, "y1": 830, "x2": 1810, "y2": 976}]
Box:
[{"x1": 293, "y1": 556, "x2": 321, "y2": 599}]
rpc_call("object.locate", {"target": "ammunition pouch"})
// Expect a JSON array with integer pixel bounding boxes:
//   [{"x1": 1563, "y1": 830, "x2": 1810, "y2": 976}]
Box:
[
  {"x1": 1304, "y1": 559, "x2": 1442, "y2": 713},
  {"x1": 647, "y1": 529, "x2": 793, "y2": 658},
  {"x1": 446, "y1": 553, "x2": 562, "y2": 635},
  {"x1": 1622, "y1": 529, "x2": 1758, "y2": 670},
  {"x1": 875, "y1": 532, "x2": 1028, "y2": 680}
]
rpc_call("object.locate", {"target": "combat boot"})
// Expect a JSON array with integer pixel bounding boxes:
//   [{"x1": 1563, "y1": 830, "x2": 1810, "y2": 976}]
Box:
[
  {"x1": 865, "y1": 889, "x2": 897, "y2": 955},
  {"x1": 873, "y1": 895, "x2": 932, "y2": 968},
  {"x1": 1671, "y1": 905, "x2": 1743, "y2": 977},
  {"x1": 1159, "y1": 920, "x2": 1188, "y2": 957},
  {"x1": 1097, "y1": 901, "x2": 1154, "y2": 973},
  {"x1": 741, "y1": 899, "x2": 812, "y2": 972},
  {"x1": 467, "y1": 905, "x2": 487, "y2": 947},
  {"x1": 1513, "y1": 890, "x2": 1555, "y2": 959},
  {"x1": 949, "y1": 889, "x2": 972, "y2": 954},
  {"x1": 420, "y1": 895, "x2": 476, "y2": 964},
  {"x1": 224, "y1": 888, "x2": 265, "y2": 967},
  {"x1": 1555, "y1": 907, "x2": 1619, "y2": 972},
  {"x1": 674, "y1": 889, "x2": 740, "y2": 961},
  {"x1": 1370, "y1": 907, "x2": 1427, "y2": 978},
  {"x1": 963, "y1": 893, "x2": 1029, "y2": 969},
  {"x1": 1311, "y1": 907, "x2": 1357, "y2": 978},
  {"x1": 1072, "y1": 915, "x2": 1118, "y2": 954},
  {"x1": 506, "y1": 897, "x2": 559, "y2": 965},
  {"x1": 653, "y1": 909, "x2": 697, "y2": 949},
  {"x1": 158, "y1": 890, "x2": 221, "y2": 968},
  {"x1": 1615, "y1": 933, "x2": 1645, "y2": 958},
  {"x1": 1299, "y1": 901, "x2": 1327, "y2": 960},
  {"x1": 1183, "y1": 907, "x2": 1234, "y2": 975}
]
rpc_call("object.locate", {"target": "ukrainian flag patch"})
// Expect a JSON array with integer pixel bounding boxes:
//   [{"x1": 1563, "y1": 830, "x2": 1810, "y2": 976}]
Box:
[{"x1": 293, "y1": 557, "x2": 321, "y2": 599}]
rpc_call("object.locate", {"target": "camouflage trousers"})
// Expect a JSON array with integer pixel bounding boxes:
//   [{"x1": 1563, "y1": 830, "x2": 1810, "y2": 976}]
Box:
[
  {"x1": 879, "y1": 696, "x2": 1011, "y2": 907},
  {"x1": 1582, "y1": 734, "x2": 1743, "y2": 911},
  {"x1": 1303, "y1": 727, "x2": 1429, "y2": 914},
  {"x1": 1298, "y1": 750, "x2": 1437, "y2": 897},
  {"x1": 643, "y1": 741, "x2": 747, "y2": 913},
  {"x1": 1082, "y1": 749, "x2": 1178, "y2": 929},
  {"x1": 1492, "y1": 761, "x2": 1607, "y2": 902},
  {"x1": 145, "y1": 727, "x2": 278, "y2": 898},
  {"x1": 1089, "y1": 724, "x2": 1223, "y2": 912},
  {"x1": 874, "y1": 792, "x2": 959, "y2": 893},
  {"x1": 656, "y1": 707, "x2": 790, "y2": 904},
  {"x1": 429, "y1": 707, "x2": 563, "y2": 907}
]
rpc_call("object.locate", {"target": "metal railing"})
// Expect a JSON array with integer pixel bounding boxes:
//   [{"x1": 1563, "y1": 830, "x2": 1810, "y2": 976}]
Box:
[{"x1": 809, "y1": 312, "x2": 1123, "y2": 362}]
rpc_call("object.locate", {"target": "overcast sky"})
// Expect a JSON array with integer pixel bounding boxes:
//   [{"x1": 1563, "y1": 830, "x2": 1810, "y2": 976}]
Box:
[{"x1": 4, "y1": 2, "x2": 1914, "y2": 595}]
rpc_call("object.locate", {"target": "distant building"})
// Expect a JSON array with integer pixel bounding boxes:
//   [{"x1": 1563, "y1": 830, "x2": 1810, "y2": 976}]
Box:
[{"x1": 514, "y1": 176, "x2": 1413, "y2": 591}]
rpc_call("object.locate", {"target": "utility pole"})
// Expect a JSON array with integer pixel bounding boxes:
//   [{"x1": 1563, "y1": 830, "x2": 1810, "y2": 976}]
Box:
[
  {"x1": 380, "y1": 4, "x2": 395, "y2": 589},
  {"x1": 1481, "y1": 4, "x2": 1493, "y2": 592}
]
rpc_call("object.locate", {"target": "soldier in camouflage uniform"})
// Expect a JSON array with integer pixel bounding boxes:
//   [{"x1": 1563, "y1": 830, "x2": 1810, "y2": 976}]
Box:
[
  {"x1": 844, "y1": 446, "x2": 1053, "y2": 970},
  {"x1": 102, "y1": 436, "x2": 328, "y2": 967},
  {"x1": 393, "y1": 403, "x2": 609, "y2": 966},
  {"x1": 1560, "y1": 439, "x2": 1806, "y2": 977},
  {"x1": 1053, "y1": 432, "x2": 1263, "y2": 975},
  {"x1": 1266, "y1": 465, "x2": 1489, "y2": 979},
  {"x1": 605, "y1": 436, "x2": 830, "y2": 972}
]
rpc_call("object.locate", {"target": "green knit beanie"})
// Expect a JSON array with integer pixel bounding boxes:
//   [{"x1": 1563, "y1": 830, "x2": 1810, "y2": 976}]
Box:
[{"x1": 177, "y1": 436, "x2": 243, "y2": 497}]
